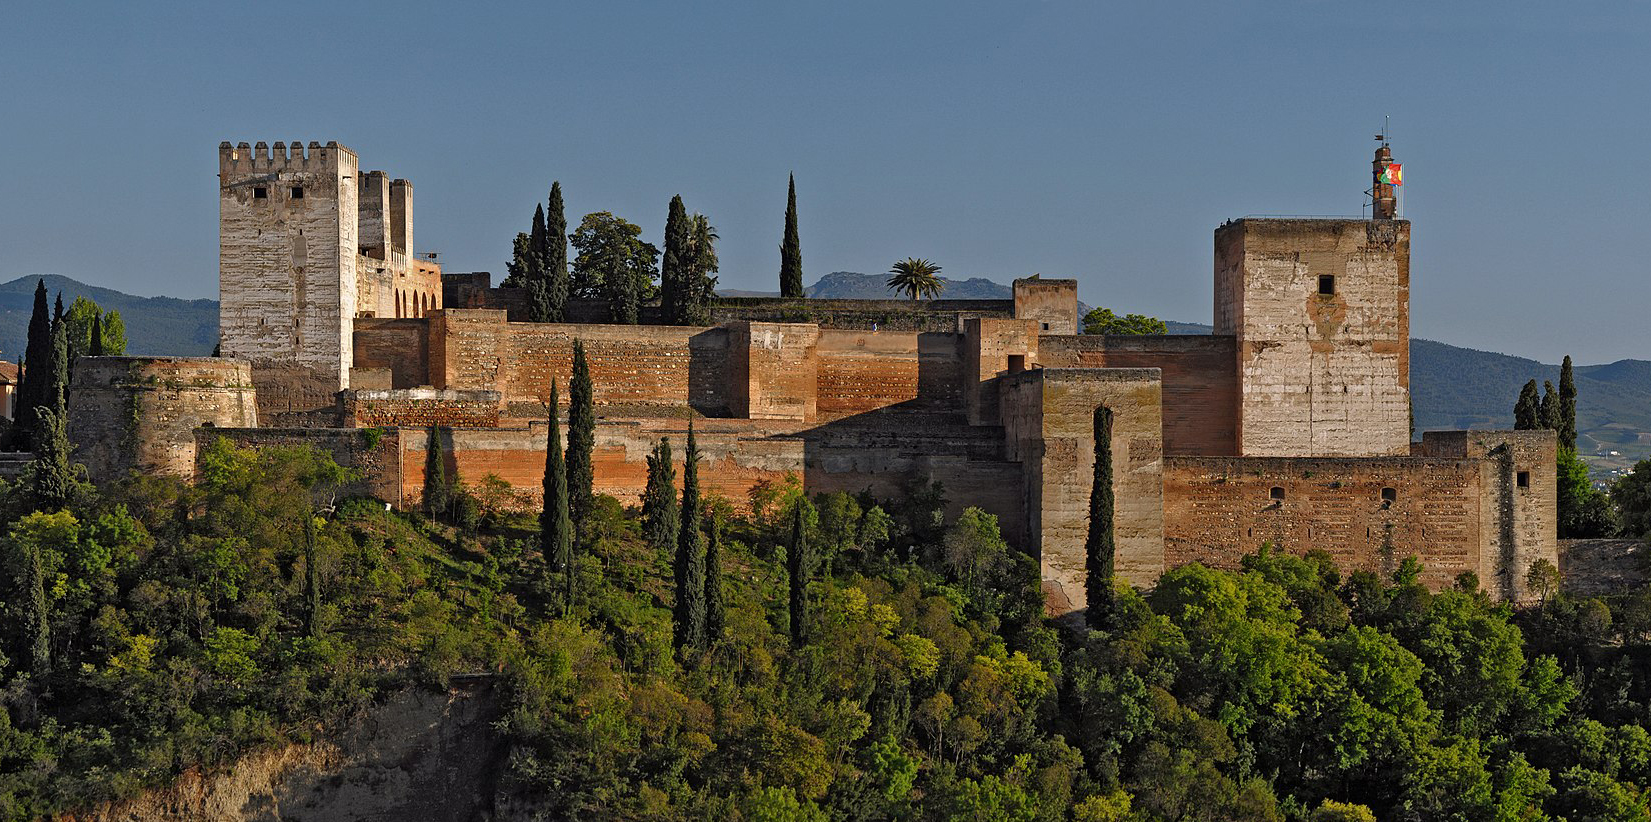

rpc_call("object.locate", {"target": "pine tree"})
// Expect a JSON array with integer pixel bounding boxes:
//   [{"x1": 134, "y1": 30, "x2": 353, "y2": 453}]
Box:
[
  {"x1": 15, "y1": 279, "x2": 52, "y2": 447},
  {"x1": 545, "y1": 182, "x2": 570, "y2": 322},
  {"x1": 674, "y1": 422, "x2": 707, "y2": 652},
  {"x1": 704, "y1": 509, "x2": 726, "y2": 644},
  {"x1": 661, "y1": 195, "x2": 691, "y2": 324},
  {"x1": 424, "y1": 425, "x2": 450, "y2": 519},
  {"x1": 787, "y1": 500, "x2": 812, "y2": 646},
  {"x1": 642, "y1": 437, "x2": 679, "y2": 563},
  {"x1": 30, "y1": 401, "x2": 74, "y2": 511},
  {"x1": 90, "y1": 311, "x2": 104, "y2": 357},
  {"x1": 542, "y1": 380, "x2": 574, "y2": 608},
  {"x1": 304, "y1": 511, "x2": 322, "y2": 637},
  {"x1": 1559, "y1": 355, "x2": 1578, "y2": 451},
  {"x1": 779, "y1": 174, "x2": 804, "y2": 299},
  {"x1": 19, "y1": 533, "x2": 50, "y2": 676},
  {"x1": 1085, "y1": 406, "x2": 1117, "y2": 625},
  {"x1": 1514, "y1": 380, "x2": 1541, "y2": 430},
  {"x1": 1540, "y1": 381, "x2": 1560, "y2": 431},
  {"x1": 568, "y1": 340, "x2": 596, "y2": 528}
]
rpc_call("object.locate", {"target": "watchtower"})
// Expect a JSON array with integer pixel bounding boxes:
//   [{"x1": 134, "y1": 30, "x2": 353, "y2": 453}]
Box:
[
  {"x1": 1213, "y1": 162, "x2": 1411, "y2": 457},
  {"x1": 218, "y1": 140, "x2": 360, "y2": 416}
]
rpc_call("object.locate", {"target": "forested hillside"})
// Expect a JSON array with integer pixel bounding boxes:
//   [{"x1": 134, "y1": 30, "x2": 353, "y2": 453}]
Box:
[
  {"x1": 6, "y1": 438, "x2": 1651, "y2": 819},
  {"x1": 0, "y1": 276, "x2": 216, "y2": 358}
]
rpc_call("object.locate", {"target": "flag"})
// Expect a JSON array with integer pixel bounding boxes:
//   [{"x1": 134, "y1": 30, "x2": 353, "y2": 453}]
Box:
[{"x1": 1380, "y1": 163, "x2": 1403, "y2": 186}]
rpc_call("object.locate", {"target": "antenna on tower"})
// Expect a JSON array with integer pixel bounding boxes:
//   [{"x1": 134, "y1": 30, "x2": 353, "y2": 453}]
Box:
[{"x1": 1375, "y1": 115, "x2": 1389, "y2": 146}]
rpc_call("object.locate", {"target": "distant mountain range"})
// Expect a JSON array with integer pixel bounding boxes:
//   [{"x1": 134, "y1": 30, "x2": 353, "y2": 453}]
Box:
[
  {"x1": 10, "y1": 273, "x2": 1645, "y2": 473},
  {"x1": 0, "y1": 275, "x2": 217, "y2": 359}
]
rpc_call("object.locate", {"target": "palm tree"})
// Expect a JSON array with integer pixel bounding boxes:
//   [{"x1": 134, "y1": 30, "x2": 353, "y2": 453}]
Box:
[{"x1": 886, "y1": 258, "x2": 944, "y2": 301}]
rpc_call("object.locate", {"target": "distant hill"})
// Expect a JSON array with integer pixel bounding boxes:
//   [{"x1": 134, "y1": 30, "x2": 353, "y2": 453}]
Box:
[{"x1": 0, "y1": 275, "x2": 217, "y2": 360}]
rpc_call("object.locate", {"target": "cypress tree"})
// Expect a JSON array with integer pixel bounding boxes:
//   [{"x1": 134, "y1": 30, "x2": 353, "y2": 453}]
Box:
[
  {"x1": 642, "y1": 437, "x2": 679, "y2": 562},
  {"x1": 1085, "y1": 406, "x2": 1117, "y2": 625},
  {"x1": 304, "y1": 511, "x2": 322, "y2": 637},
  {"x1": 567, "y1": 340, "x2": 596, "y2": 527},
  {"x1": 787, "y1": 500, "x2": 812, "y2": 647},
  {"x1": 505, "y1": 232, "x2": 534, "y2": 288},
  {"x1": 779, "y1": 174, "x2": 804, "y2": 299},
  {"x1": 705, "y1": 509, "x2": 726, "y2": 644},
  {"x1": 526, "y1": 203, "x2": 554, "y2": 322},
  {"x1": 30, "y1": 401, "x2": 74, "y2": 511},
  {"x1": 49, "y1": 298, "x2": 69, "y2": 407},
  {"x1": 1559, "y1": 355, "x2": 1578, "y2": 451},
  {"x1": 674, "y1": 421, "x2": 706, "y2": 652},
  {"x1": 546, "y1": 182, "x2": 569, "y2": 322},
  {"x1": 424, "y1": 425, "x2": 449, "y2": 519},
  {"x1": 90, "y1": 311, "x2": 104, "y2": 357},
  {"x1": 530, "y1": 203, "x2": 548, "y2": 259},
  {"x1": 661, "y1": 195, "x2": 691, "y2": 324},
  {"x1": 542, "y1": 381, "x2": 574, "y2": 603},
  {"x1": 15, "y1": 279, "x2": 52, "y2": 447},
  {"x1": 1514, "y1": 380, "x2": 1540, "y2": 430},
  {"x1": 18, "y1": 534, "x2": 50, "y2": 676},
  {"x1": 1540, "y1": 381, "x2": 1560, "y2": 431}
]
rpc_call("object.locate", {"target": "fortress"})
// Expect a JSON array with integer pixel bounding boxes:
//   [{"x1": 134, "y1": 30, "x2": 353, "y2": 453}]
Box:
[{"x1": 66, "y1": 140, "x2": 1558, "y2": 611}]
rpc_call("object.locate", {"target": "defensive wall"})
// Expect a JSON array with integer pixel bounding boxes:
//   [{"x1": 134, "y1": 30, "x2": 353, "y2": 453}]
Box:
[{"x1": 68, "y1": 357, "x2": 258, "y2": 479}]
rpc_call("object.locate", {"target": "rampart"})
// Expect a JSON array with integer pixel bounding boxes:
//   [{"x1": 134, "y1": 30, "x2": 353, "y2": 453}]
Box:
[
  {"x1": 69, "y1": 357, "x2": 258, "y2": 479},
  {"x1": 1039, "y1": 334, "x2": 1239, "y2": 456}
]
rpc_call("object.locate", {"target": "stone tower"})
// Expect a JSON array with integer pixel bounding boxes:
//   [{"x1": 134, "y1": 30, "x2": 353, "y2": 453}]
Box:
[
  {"x1": 1214, "y1": 212, "x2": 1411, "y2": 457},
  {"x1": 218, "y1": 140, "x2": 360, "y2": 418}
]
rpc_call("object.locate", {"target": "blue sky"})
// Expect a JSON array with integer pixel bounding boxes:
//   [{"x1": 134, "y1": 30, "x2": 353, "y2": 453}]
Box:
[{"x1": 1, "y1": 1, "x2": 1645, "y2": 362}]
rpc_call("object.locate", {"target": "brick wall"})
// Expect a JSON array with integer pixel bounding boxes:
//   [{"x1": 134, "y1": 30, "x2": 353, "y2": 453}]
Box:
[
  {"x1": 354, "y1": 318, "x2": 430, "y2": 388},
  {"x1": 1039, "y1": 334, "x2": 1238, "y2": 456},
  {"x1": 729, "y1": 322, "x2": 819, "y2": 421},
  {"x1": 342, "y1": 389, "x2": 502, "y2": 428},
  {"x1": 813, "y1": 330, "x2": 964, "y2": 418}
]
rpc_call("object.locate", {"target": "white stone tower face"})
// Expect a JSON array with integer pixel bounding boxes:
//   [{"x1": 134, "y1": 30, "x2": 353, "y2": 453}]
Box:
[
  {"x1": 1214, "y1": 218, "x2": 1412, "y2": 458},
  {"x1": 218, "y1": 140, "x2": 359, "y2": 396}
]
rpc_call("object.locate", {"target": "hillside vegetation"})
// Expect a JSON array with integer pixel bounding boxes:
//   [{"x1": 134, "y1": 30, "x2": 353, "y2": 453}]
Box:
[
  {"x1": 0, "y1": 276, "x2": 216, "y2": 359},
  {"x1": 8, "y1": 442, "x2": 1651, "y2": 819}
]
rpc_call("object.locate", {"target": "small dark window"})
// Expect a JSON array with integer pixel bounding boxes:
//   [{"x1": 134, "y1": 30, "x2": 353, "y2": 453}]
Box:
[
  {"x1": 253, "y1": 186, "x2": 267, "y2": 199},
  {"x1": 1040, "y1": 322, "x2": 1050, "y2": 331},
  {"x1": 1381, "y1": 487, "x2": 1397, "y2": 503},
  {"x1": 1317, "y1": 275, "x2": 1336, "y2": 295},
  {"x1": 1270, "y1": 486, "x2": 1285, "y2": 501},
  {"x1": 1516, "y1": 471, "x2": 1531, "y2": 488},
  {"x1": 1007, "y1": 354, "x2": 1026, "y2": 374},
  {"x1": 290, "y1": 186, "x2": 304, "y2": 199}
]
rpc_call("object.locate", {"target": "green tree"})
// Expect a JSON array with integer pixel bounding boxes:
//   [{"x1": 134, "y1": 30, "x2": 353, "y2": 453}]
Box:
[
  {"x1": 64, "y1": 296, "x2": 126, "y2": 366},
  {"x1": 424, "y1": 425, "x2": 450, "y2": 520},
  {"x1": 1085, "y1": 406, "x2": 1117, "y2": 625},
  {"x1": 1083, "y1": 307, "x2": 1167, "y2": 335},
  {"x1": 780, "y1": 174, "x2": 804, "y2": 298},
  {"x1": 642, "y1": 437, "x2": 679, "y2": 562},
  {"x1": 1558, "y1": 448, "x2": 1613, "y2": 538},
  {"x1": 569, "y1": 211, "x2": 658, "y2": 324},
  {"x1": 8, "y1": 518, "x2": 52, "y2": 676},
  {"x1": 544, "y1": 181, "x2": 570, "y2": 321},
  {"x1": 1541, "y1": 381, "x2": 1560, "y2": 431},
  {"x1": 14, "y1": 279, "x2": 53, "y2": 448},
  {"x1": 505, "y1": 232, "x2": 537, "y2": 289},
  {"x1": 28, "y1": 401, "x2": 75, "y2": 512},
  {"x1": 542, "y1": 380, "x2": 573, "y2": 607},
  {"x1": 1526, "y1": 558, "x2": 1562, "y2": 605},
  {"x1": 704, "y1": 509, "x2": 726, "y2": 644},
  {"x1": 567, "y1": 340, "x2": 596, "y2": 529},
  {"x1": 1515, "y1": 380, "x2": 1541, "y2": 430},
  {"x1": 661, "y1": 194, "x2": 691, "y2": 325},
  {"x1": 684, "y1": 213, "x2": 719, "y2": 325},
  {"x1": 1613, "y1": 458, "x2": 1651, "y2": 538},
  {"x1": 1559, "y1": 355, "x2": 1578, "y2": 451},
  {"x1": 303, "y1": 510, "x2": 322, "y2": 637},
  {"x1": 787, "y1": 498, "x2": 815, "y2": 646},
  {"x1": 886, "y1": 258, "x2": 945, "y2": 301},
  {"x1": 1309, "y1": 800, "x2": 1377, "y2": 821},
  {"x1": 526, "y1": 202, "x2": 554, "y2": 322},
  {"x1": 90, "y1": 311, "x2": 104, "y2": 356},
  {"x1": 674, "y1": 422, "x2": 706, "y2": 652}
]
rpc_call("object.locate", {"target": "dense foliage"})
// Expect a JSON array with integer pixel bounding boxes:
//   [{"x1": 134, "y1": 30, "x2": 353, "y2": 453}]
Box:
[
  {"x1": 1082, "y1": 308, "x2": 1166, "y2": 336},
  {"x1": 11, "y1": 442, "x2": 1651, "y2": 819}
]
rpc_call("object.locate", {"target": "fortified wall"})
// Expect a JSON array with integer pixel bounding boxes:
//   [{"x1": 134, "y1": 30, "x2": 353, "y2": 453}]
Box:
[{"x1": 68, "y1": 141, "x2": 1560, "y2": 619}]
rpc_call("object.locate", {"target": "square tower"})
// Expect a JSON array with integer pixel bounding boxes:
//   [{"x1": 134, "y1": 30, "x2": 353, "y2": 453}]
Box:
[
  {"x1": 1214, "y1": 218, "x2": 1410, "y2": 457},
  {"x1": 219, "y1": 140, "x2": 360, "y2": 413}
]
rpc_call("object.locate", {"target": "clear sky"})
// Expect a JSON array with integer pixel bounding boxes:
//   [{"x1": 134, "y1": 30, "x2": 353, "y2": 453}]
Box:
[{"x1": 1, "y1": 1, "x2": 1645, "y2": 363}]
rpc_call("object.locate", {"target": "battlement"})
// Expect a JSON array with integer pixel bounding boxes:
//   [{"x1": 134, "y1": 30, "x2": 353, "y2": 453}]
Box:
[{"x1": 219, "y1": 140, "x2": 357, "y2": 173}]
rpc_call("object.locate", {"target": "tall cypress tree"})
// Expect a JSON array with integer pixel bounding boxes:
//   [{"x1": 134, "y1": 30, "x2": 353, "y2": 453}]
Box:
[
  {"x1": 49, "y1": 297, "x2": 68, "y2": 406},
  {"x1": 674, "y1": 422, "x2": 707, "y2": 652},
  {"x1": 546, "y1": 182, "x2": 569, "y2": 322},
  {"x1": 525, "y1": 203, "x2": 553, "y2": 322},
  {"x1": 568, "y1": 340, "x2": 596, "y2": 528},
  {"x1": 90, "y1": 311, "x2": 104, "y2": 357},
  {"x1": 19, "y1": 532, "x2": 50, "y2": 676},
  {"x1": 661, "y1": 195, "x2": 691, "y2": 324},
  {"x1": 424, "y1": 425, "x2": 450, "y2": 519},
  {"x1": 1559, "y1": 355, "x2": 1578, "y2": 451},
  {"x1": 779, "y1": 174, "x2": 804, "y2": 299},
  {"x1": 15, "y1": 279, "x2": 52, "y2": 447},
  {"x1": 1514, "y1": 380, "x2": 1541, "y2": 430},
  {"x1": 787, "y1": 500, "x2": 812, "y2": 647},
  {"x1": 30, "y1": 401, "x2": 74, "y2": 511},
  {"x1": 542, "y1": 380, "x2": 573, "y2": 607},
  {"x1": 1085, "y1": 406, "x2": 1117, "y2": 625},
  {"x1": 705, "y1": 509, "x2": 726, "y2": 644},
  {"x1": 1540, "y1": 381, "x2": 1560, "y2": 431},
  {"x1": 642, "y1": 437, "x2": 679, "y2": 562}
]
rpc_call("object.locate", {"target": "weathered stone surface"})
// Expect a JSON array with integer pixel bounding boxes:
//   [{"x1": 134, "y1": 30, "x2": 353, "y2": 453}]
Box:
[{"x1": 69, "y1": 357, "x2": 257, "y2": 480}]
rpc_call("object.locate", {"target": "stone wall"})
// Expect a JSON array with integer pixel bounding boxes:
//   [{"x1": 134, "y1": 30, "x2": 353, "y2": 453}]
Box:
[
  {"x1": 1012, "y1": 278, "x2": 1080, "y2": 335},
  {"x1": 1215, "y1": 218, "x2": 1410, "y2": 457},
  {"x1": 342, "y1": 389, "x2": 502, "y2": 428},
  {"x1": 729, "y1": 322, "x2": 820, "y2": 421},
  {"x1": 1000, "y1": 368, "x2": 1164, "y2": 614},
  {"x1": 68, "y1": 357, "x2": 258, "y2": 480},
  {"x1": 353, "y1": 318, "x2": 430, "y2": 388},
  {"x1": 1416, "y1": 429, "x2": 1558, "y2": 601},
  {"x1": 816, "y1": 330, "x2": 963, "y2": 418},
  {"x1": 964, "y1": 318, "x2": 1040, "y2": 426},
  {"x1": 1039, "y1": 334, "x2": 1239, "y2": 456}
]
